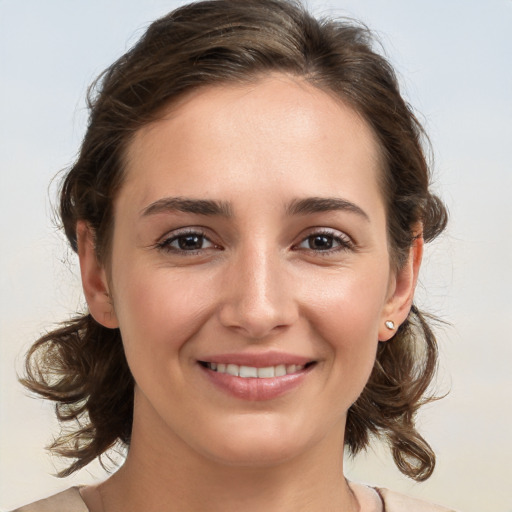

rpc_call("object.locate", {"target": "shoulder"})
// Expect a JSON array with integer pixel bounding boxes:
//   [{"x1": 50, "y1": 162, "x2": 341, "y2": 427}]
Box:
[
  {"x1": 377, "y1": 487, "x2": 458, "y2": 512},
  {"x1": 9, "y1": 488, "x2": 89, "y2": 512},
  {"x1": 349, "y1": 482, "x2": 458, "y2": 512}
]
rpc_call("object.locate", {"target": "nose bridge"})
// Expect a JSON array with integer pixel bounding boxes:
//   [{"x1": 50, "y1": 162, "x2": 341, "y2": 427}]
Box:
[{"x1": 218, "y1": 238, "x2": 296, "y2": 338}]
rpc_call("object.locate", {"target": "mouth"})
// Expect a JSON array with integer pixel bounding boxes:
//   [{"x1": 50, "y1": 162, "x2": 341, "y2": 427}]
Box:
[
  {"x1": 198, "y1": 361, "x2": 316, "y2": 378},
  {"x1": 196, "y1": 353, "x2": 317, "y2": 400}
]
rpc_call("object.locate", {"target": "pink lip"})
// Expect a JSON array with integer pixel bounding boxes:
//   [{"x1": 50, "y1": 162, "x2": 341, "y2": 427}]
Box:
[
  {"x1": 197, "y1": 352, "x2": 316, "y2": 401},
  {"x1": 198, "y1": 351, "x2": 314, "y2": 367}
]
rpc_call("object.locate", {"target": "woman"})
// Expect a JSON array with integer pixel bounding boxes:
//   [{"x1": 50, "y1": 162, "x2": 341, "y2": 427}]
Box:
[{"x1": 14, "y1": 0, "x2": 454, "y2": 510}]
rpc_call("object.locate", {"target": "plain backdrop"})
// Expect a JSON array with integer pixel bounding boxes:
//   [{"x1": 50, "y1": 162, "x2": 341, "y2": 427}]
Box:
[{"x1": 1, "y1": 1, "x2": 511, "y2": 511}]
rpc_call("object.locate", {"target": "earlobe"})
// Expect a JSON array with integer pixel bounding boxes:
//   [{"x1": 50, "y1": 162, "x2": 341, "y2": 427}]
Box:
[
  {"x1": 379, "y1": 233, "x2": 424, "y2": 341},
  {"x1": 77, "y1": 221, "x2": 119, "y2": 329}
]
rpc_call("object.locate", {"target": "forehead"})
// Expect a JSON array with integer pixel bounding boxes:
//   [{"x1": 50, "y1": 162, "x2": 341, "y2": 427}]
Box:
[{"x1": 121, "y1": 74, "x2": 384, "y2": 209}]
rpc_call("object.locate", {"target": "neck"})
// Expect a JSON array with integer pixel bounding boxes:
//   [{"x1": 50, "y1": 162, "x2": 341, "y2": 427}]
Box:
[{"x1": 93, "y1": 400, "x2": 357, "y2": 512}]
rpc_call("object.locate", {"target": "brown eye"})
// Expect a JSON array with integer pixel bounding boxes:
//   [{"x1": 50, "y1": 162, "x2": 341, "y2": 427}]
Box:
[
  {"x1": 296, "y1": 230, "x2": 353, "y2": 253},
  {"x1": 177, "y1": 234, "x2": 205, "y2": 250},
  {"x1": 307, "y1": 235, "x2": 334, "y2": 250},
  {"x1": 157, "y1": 231, "x2": 216, "y2": 253}
]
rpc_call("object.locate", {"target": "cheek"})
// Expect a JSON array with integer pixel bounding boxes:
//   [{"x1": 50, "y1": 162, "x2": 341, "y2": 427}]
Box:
[
  {"x1": 111, "y1": 265, "x2": 216, "y2": 360},
  {"x1": 302, "y1": 267, "x2": 389, "y2": 386},
  {"x1": 306, "y1": 265, "x2": 388, "y2": 337}
]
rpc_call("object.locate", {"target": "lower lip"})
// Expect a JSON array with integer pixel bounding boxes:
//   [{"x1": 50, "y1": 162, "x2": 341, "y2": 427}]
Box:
[{"x1": 199, "y1": 364, "x2": 314, "y2": 401}]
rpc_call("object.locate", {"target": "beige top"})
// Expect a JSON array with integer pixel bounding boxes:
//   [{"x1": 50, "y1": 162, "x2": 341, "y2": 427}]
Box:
[{"x1": 10, "y1": 484, "x2": 457, "y2": 511}]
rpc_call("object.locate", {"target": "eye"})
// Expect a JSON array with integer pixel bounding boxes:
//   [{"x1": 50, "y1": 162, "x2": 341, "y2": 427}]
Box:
[
  {"x1": 156, "y1": 230, "x2": 217, "y2": 254},
  {"x1": 295, "y1": 230, "x2": 353, "y2": 252}
]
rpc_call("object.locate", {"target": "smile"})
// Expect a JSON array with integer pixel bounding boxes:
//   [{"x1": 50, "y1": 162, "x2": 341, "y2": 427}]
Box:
[
  {"x1": 203, "y1": 362, "x2": 306, "y2": 378},
  {"x1": 198, "y1": 358, "x2": 316, "y2": 400}
]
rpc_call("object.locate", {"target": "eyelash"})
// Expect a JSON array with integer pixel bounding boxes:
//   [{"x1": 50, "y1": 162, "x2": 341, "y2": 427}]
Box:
[
  {"x1": 293, "y1": 229, "x2": 354, "y2": 254},
  {"x1": 155, "y1": 228, "x2": 218, "y2": 255},
  {"x1": 155, "y1": 228, "x2": 354, "y2": 256}
]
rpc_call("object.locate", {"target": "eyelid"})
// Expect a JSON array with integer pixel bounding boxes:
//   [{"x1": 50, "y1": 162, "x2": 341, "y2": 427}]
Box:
[
  {"x1": 155, "y1": 227, "x2": 220, "y2": 254},
  {"x1": 293, "y1": 227, "x2": 355, "y2": 252},
  {"x1": 153, "y1": 226, "x2": 354, "y2": 255}
]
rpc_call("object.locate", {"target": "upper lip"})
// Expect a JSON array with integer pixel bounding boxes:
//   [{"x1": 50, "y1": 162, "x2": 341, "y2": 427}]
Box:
[{"x1": 198, "y1": 351, "x2": 315, "y2": 367}]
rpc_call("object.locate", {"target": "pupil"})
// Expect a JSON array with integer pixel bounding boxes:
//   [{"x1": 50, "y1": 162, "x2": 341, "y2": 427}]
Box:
[
  {"x1": 310, "y1": 235, "x2": 332, "y2": 250},
  {"x1": 179, "y1": 235, "x2": 202, "y2": 250}
]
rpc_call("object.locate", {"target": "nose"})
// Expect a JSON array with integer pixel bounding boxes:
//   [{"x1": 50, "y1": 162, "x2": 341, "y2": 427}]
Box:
[{"x1": 217, "y1": 244, "x2": 298, "y2": 340}]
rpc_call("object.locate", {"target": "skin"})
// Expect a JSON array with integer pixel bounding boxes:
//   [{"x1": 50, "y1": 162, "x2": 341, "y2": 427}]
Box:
[{"x1": 78, "y1": 74, "x2": 422, "y2": 512}]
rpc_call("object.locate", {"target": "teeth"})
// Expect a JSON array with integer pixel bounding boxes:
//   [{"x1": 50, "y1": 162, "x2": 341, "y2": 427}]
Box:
[
  {"x1": 206, "y1": 362, "x2": 306, "y2": 378},
  {"x1": 275, "y1": 364, "x2": 286, "y2": 377},
  {"x1": 257, "y1": 366, "x2": 275, "y2": 378},
  {"x1": 239, "y1": 365, "x2": 258, "y2": 378},
  {"x1": 226, "y1": 364, "x2": 239, "y2": 376}
]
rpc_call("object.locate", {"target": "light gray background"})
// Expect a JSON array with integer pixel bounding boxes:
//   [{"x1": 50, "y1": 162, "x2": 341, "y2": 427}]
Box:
[{"x1": 1, "y1": 1, "x2": 511, "y2": 511}]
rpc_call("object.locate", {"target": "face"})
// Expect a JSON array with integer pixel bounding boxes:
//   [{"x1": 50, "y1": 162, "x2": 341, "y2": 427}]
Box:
[{"x1": 81, "y1": 75, "x2": 418, "y2": 468}]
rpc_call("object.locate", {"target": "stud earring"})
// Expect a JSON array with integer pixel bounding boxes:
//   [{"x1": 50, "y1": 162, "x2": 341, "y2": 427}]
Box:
[{"x1": 385, "y1": 320, "x2": 395, "y2": 330}]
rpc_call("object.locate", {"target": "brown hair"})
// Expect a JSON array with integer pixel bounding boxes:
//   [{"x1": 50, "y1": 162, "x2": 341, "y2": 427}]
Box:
[{"x1": 22, "y1": 0, "x2": 447, "y2": 480}]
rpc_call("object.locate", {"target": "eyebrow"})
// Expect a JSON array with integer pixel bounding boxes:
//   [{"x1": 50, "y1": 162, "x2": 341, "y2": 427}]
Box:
[
  {"x1": 140, "y1": 197, "x2": 233, "y2": 218},
  {"x1": 140, "y1": 195, "x2": 369, "y2": 221},
  {"x1": 286, "y1": 197, "x2": 370, "y2": 221}
]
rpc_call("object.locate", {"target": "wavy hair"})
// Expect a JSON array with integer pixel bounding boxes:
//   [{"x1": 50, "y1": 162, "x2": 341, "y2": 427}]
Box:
[{"x1": 22, "y1": 0, "x2": 447, "y2": 480}]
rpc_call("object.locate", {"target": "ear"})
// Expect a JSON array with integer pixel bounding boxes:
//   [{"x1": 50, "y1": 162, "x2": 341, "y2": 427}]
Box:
[
  {"x1": 77, "y1": 221, "x2": 119, "y2": 329},
  {"x1": 378, "y1": 232, "x2": 423, "y2": 341}
]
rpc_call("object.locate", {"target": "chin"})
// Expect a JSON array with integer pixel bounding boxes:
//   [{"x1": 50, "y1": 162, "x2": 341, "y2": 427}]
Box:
[
  {"x1": 194, "y1": 416, "x2": 323, "y2": 468},
  {"x1": 208, "y1": 438, "x2": 302, "y2": 468}
]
